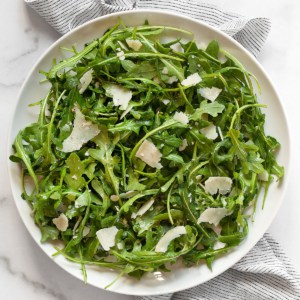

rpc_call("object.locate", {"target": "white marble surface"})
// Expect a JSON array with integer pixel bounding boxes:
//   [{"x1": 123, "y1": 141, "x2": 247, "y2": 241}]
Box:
[{"x1": 1, "y1": 0, "x2": 299, "y2": 299}]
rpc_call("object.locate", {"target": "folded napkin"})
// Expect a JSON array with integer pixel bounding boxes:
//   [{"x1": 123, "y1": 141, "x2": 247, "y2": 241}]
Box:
[
  {"x1": 26, "y1": 0, "x2": 270, "y2": 57},
  {"x1": 25, "y1": 0, "x2": 300, "y2": 299},
  {"x1": 136, "y1": 233, "x2": 300, "y2": 300}
]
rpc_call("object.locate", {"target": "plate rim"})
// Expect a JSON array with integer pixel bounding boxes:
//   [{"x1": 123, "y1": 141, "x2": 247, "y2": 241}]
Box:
[{"x1": 7, "y1": 8, "x2": 292, "y2": 296}]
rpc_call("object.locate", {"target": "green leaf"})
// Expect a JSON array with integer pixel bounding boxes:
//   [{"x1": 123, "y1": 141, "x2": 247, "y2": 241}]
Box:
[{"x1": 190, "y1": 100, "x2": 225, "y2": 120}]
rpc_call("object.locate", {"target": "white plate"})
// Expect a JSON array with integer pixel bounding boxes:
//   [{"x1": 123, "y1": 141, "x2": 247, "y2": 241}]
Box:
[{"x1": 8, "y1": 10, "x2": 291, "y2": 296}]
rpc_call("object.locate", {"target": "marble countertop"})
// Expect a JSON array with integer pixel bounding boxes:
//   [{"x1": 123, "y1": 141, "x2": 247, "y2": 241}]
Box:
[{"x1": 1, "y1": 1, "x2": 299, "y2": 299}]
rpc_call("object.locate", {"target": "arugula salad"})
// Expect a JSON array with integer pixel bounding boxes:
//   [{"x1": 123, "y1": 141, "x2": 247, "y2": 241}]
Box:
[{"x1": 11, "y1": 22, "x2": 284, "y2": 285}]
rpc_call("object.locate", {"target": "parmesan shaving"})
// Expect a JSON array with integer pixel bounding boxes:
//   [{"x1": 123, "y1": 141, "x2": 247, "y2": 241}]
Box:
[
  {"x1": 173, "y1": 111, "x2": 189, "y2": 125},
  {"x1": 200, "y1": 123, "x2": 218, "y2": 140},
  {"x1": 131, "y1": 198, "x2": 154, "y2": 219},
  {"x1": 162, "y1": 67, "x2": 169, "y2": 75},
  {"x1": 53, "y1": 213, "x2": 68, "y2": 231},
  {"x1": 197, "y1": 207, "x2": 230, "y2": 226},
  {"x1": 78, "y1": 69, "x2": 93, "y2": 94},
  {"x1": 170, "y1": 42, "x2": 184, "y2": 53},
  {"x1": 181, "y1": 73, "x2": 202, "y2": 86},
  {"x1": 167, "y1": 76, "x2": 178, "y2": 84},
  {"x1": 258, "y1": 170, "x2": 269, "y2": 181},
  {"x1": 198, "y1": 87, "x2": 222, "y2": 102},
  {"x1": 96, "y1": 226, "x2": 118, "y2": 251},
  {"x1": 105, "y1": 83, "x2": 132, "y2": 110},
  {"x1": 179, "y1": 138, "x2": 188, "y2": 151},
  {"x1": 204, "y1": 177, "x2": 233, "y2": 195},
  {"x1": 155, "y1": 226, "x2": 187, "y2": 253},
  {"x1": 136, "y1": 140, "x2": 162, "y2": 169},
  {"x1": 61, "y1": 106, "x2": 100, "y2": 153},
  {"x1": 117, "y1": 50, "x2": 125, "y2": 60},
  {"x1": 126, "y1": 38, "x2": 142, "y2": 51}
]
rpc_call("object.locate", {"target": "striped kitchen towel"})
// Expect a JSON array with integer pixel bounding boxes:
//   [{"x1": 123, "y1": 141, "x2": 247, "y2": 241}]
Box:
[
  {"x1": 136, "y1": 233, "x2": 300, "y2": 300},
  {"x1": 24, "y1": 0, "x2": 300, "y2": 299},
  {"x1": 25, "y1": 0, "x2": 270, "y2": 57}
]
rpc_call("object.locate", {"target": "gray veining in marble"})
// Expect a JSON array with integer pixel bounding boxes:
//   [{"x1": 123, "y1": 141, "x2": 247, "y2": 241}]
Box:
[{"x1": 0, "y1": 255, "x2": 67, "y2": 300}]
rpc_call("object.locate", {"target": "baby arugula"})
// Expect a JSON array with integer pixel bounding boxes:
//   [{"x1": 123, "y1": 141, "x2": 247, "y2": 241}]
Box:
[{"x1": 10, "y1": 21, "x2": 284, "y2": 286}]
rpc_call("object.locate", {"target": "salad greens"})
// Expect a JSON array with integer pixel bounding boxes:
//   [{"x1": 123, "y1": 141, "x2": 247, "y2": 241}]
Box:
[{"x1": 10, "y1": 21, "x2": 284, "y2": 286}]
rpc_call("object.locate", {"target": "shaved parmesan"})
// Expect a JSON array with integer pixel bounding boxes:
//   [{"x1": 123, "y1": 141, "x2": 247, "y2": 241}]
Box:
[
  {"x1": 126, "y1": 38, "x2": 142, "y2": 51},
  {"x1": 212, "y1": 225, "x2": 222, "y2": 235},
  {"x1": 105, "y1": 84, "x2": 132, "y2": 110},
  {"x1": 120, "y1": 190, "x2": 138, "y2": 198},
  {"x1": 170, "y1": 42, "x2": 184, "y2": 53},
  {"x1": 218, "y1": 52, "x2": 228, "y2": 64},
  {"x1": 167, "y1": 76, "x2": 178, "y2": 84},
  {"x1": 179, "y1": 138, "x2": 188, "y2": 151},
  {"x1": 53, "y1": 213, "x2": 68, "y2": 231},
  {"x1": 136, "y1": 140, "x2": 162, "y2": 169},
  {"x1": 78, "y1": 69, "x2": 93, "y2": 94},
  {"x1": 162, "y1": 99, "x2": 170, "y2": 105},
  {"x1": 162, "y1": 67, "x2": 169, "y2": 75},
  {"x1": 173, "y1": 111, "x2": 189, "y2": 125},
  {"x1": 117, "y1": 50, "x2": 125, "y2": 60},
  {"x1": 117, "y1": 242, "x2": 124, "y2": 250},
  {"x1": 197, "y1": 207, "x2": 230, "y2": 226},
  {"x1": 131, "y1": 198, "x2": 154, "y2": 219},
  {"x1": 198, "y1": 87, "x2": 222, "y2": 102},
  {"x1": 200, "y1": 123, "x2": 218, "y2": 140},
  {"x1": 181, "y1": 73, "x2": 202, "y2": 86},
  {"x1": 61, "y1": 106, "x2": 100, "y2": 152},
  {"x1": 155, "y1": 226, "x2": 187, "y2": 253},
  {"x1": 96, "y1": 226, "x2": 118, "y2": 251},
  {"x1": 258, "y1": 170, "x2": 269, "y2": 181},
  {"x1": 213, "y1": 241, "x2": 226, "y2": 250},
  {"x1": 120, "y1": 104, "x2": 133, "y2": 120},
  {"x1": 204, "y1": 177, "x2": 233, "y2": 195},
  {"x1": 82, "y1": 226, "x2": 90, "y2": 237},
  {"x1": 110, "y1": 195, "x2": 119, "y2": 202}
]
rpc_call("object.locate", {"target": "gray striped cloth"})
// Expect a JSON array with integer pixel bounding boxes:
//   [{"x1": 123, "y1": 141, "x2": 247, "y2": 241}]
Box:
[
  {"x1": 25, "y1": 0, "x2": 271, "y2": 57},
  {"x1": 24, "y1": 1, "x2": 300, "y2": 299}
]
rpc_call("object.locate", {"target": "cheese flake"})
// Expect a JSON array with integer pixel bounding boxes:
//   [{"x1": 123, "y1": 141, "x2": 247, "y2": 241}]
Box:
[
  {"x1": 61, "y1": 106, "x2": 100, "y2": 153},
  {"x1": 197, "y1": 207, "x2": 230, "y2": 226},
  {"x1": 167, "y1": 76, "x2": 178, "y2": 84},
  {"x1": 126, "y1": 38, "x2": 142, "y2": 51},
  {"x1": 78, "y1": 69, "x2": 93, "y2": 94},
  {"x1": 155, "y1": 226, "x2": 187, "y2": 253},
  {"x1": 181, "y1": 73, "x2": 202, "y2": 86},
  {"x1": 82, "y1": 226, "x2": 90, "y2": 237},
  {"x1": 131, "y1": 198, "x2": 155, "y2": 219},
  {"x1": 200, "y1": 123, "x2": 218, "y2": 140},
  {"x1": 105, "y1": 84, "x2": 132, "y2": 110},
  {"x1": 170, "y1": 42, "x2": 184, "y2": 53},
  {"x1": 162, "y1": 67, "x2": 169, "y2": 75},
  {"x1": 258, "y1": 170, "x2": 269, "y2": 181},
  {"x1": 162, "y1": 99, "x2": 170, "y2": 105},
  {"x1": 136, "y1": 140, "x2": 162, "y2": 169},
  {"x1": 179, "y1": 138, "x2": 188, "y2": 151},
  {"x1": 198, "y1": 87, "x2": 222, "y2": 102},
  {"x1": 53, "y1": 213, "x2": 68, "y2": 231},
  {"x1": 96, "y1": 226, "x2": 118, "y2": 251},
  {"x1": 173, "y1": 111, "x2": 189, "y2": 125},
  {"x1": 117, "y1": 50, "x2": 125, "y2": 60},
  {"x1": 213, "y1": 241, "x2": 226, "y2": 250},
  {"x1": 204, "y1": 177, "x2": 233, "y2": 195}
]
